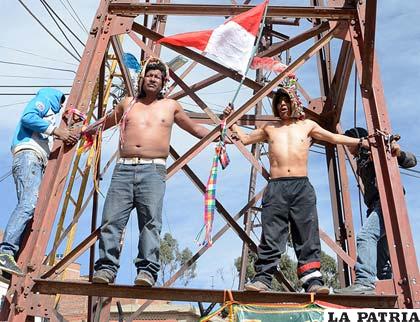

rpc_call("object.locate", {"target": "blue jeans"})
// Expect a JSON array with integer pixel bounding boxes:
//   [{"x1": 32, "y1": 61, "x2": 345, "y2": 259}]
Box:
[
  {"x1": 0, "y1": 150, "x2": 44, "y2": 257},
  {"x1": 355, "y1": 203, "x2": 391, "y2": 287},
  {"x1": 94, "y1": 163, "x2": 166, "y2": 281}
]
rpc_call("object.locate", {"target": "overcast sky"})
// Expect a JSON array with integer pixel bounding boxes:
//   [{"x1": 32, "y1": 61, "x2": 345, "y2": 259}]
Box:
[{"x1": 0, "y1": 0, "x2": 419, "y2": 294}]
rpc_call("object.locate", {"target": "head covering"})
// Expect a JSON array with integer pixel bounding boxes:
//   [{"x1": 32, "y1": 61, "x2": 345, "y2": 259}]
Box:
[
  {"x1": 272, "y1": 77, "x2": 304, "y2": 119},
  {"x1": 137, "y1": 57, "x2": 170, "y2": 99},
  {"x1": 344, "y1": 127, "x2": 368, "y2": 139}
]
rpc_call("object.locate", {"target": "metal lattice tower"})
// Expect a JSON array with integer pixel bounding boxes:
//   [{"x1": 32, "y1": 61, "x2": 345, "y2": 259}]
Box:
[{"x1": 1, "y1": 1, "x2": 419, "y2": 321}]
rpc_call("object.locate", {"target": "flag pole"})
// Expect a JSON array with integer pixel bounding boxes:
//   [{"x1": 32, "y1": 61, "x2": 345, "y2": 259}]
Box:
[{"x1": 230, "y1": 0, "x2": 269, "y2": 106}]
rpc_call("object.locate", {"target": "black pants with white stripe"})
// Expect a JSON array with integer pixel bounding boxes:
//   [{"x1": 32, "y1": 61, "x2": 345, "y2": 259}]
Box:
[{"x1": 253, "y1": 177, "x2": 324, "y2": 291}]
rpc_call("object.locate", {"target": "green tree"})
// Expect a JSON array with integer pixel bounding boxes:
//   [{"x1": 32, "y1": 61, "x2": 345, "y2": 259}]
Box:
[
  {"x1": 159, "y1": 233, "x2": 196, "y2": 286},
  {"x1": 234, "y1": 250, "x2": 338, "y2": 291}
]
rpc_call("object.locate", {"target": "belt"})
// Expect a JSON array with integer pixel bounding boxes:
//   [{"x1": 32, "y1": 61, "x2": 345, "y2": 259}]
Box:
[{"x1": 117, "y1": 157, "x2": 166, "y2": 166}]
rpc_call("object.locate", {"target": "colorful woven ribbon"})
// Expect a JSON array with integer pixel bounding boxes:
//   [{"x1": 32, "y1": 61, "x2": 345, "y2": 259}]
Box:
[{"x1": 197, "y1": 120, "x2": 230, "y2": 247}]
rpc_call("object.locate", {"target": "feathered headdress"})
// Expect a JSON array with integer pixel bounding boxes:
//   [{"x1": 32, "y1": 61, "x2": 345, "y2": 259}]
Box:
[{"x1": 272, "y1": 77, "x2": 305, "y2": 120}]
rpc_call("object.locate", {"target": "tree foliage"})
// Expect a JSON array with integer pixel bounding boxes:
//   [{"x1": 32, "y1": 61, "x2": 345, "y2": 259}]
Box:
[
  {"x1": 234, "y1": 250, "x2": 339, "y2": 291},
  {"x1": 159, "y1": 233, "x2": 196, "y2": 286}
]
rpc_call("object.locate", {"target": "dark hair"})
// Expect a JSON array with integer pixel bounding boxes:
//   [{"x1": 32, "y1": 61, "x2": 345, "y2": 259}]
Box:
[
  {"x1": 137, "y1": 61, "x2": 167, "y2": 100},
  {"x1": 344, "y1": 127, "x2": 368, "y2": 139},
  {"x1": 271, "y1": 88, "x2": 291, "y2": 117}
]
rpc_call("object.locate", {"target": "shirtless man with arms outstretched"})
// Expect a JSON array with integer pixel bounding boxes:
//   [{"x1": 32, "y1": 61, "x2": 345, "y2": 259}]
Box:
[
  {"x1": 224, "y1": 85, "x2": 368, "y2": 293},
  {"x1": 91, "y1": 59, "x2": 211, "y2": 286}
]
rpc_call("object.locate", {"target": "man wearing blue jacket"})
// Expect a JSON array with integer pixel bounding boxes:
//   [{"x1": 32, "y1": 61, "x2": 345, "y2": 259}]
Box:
[{"x1": 0, "y1": 88, "x2": 78, "y2": 276}]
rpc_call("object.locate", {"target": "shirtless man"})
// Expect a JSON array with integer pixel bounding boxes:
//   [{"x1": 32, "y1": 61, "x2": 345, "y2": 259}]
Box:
[
  {"x1": 224, "y1": 85, "x2": 369, "y2": 293},
  {"x1": 91, "y1": 58, "x2": 212, "y2": 286}
]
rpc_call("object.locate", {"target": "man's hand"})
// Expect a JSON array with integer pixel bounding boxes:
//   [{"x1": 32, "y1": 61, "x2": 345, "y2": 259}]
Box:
[
  {"x1": 391, "y1": 141, "x2": 401, "y2": 157},
  {"x1": 223, "y1": 104, "x2": 234, "y2": 119},
  {"x1": 53, "y1": 127, "x2": 79, "y2": 145},
  {"x1": 361, "y1": 137, "x2": 370, "y2": 149}
]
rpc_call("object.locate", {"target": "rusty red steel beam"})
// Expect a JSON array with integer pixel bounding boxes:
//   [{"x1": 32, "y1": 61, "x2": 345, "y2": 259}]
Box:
[
  {"x1": 260, "y1": 21, "x2": 329, "y2": 57},
  {"x1": 324, "y1": 146, "x2": 349, "y2": 286},
  {"x1": 336, "y1": 144, "x2": 357, "y2": 282},
  {"x1": 319, "y1": 221, "x2": 356, "y2": 268},
  {"x1": 328, "y1": 39, "x2": 354, "y2": 124},
  {"x1": 350, "y1": 14, "x2": 419, "y2": 308},
  {"x1": 170, "y1": 23, "x2": 330, "y2": 101},
  {"x1": 111, "y1": 35, "x2": 135, "y2": 97},
  {"x1": 166, "y1": 28, "x2": 336, "y2": 179},
  {"x1": 360, "y1": 0, "x2": 377, "y2": 91},
  {"x1": 169, "y1": 73, "x2": 226, "y2": 100},
  {"x1": 109, "y1": 3, "x2": 357, "y2": 19},
  {"x1": 32, "y1": 280, "x2": 397, "y2": 309}
]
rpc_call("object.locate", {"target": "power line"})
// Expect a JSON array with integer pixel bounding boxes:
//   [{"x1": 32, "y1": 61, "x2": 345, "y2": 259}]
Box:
[
  {"x1": 39, "y1": 0, "x2": 82, "y2": 60},
  {"x1": 17, "y1": 0, "x2": 81, "y2": 62},
  {"x1": 40, "y1": 0, "x2": 85, "y2": 49},
  {"x1": 0, "y1": 101, "x2": 29, "y2": 109},
  {"x1": 0, "y1": 171, "x2": 12, "y2": 183},
  {"x1": 0, "y1": 60, "x2": 75, "y2": 74},
  {"x1": 0, "y1": 93, "x2": 69, "y2": 96},
  {"x1": 0, "y1": 74, "x2": 74, "y2": 80},
  {"x1": 0, "y1": 85, "x2": 72, "y2": 88},
  {"x1": 0, "y1": 45, "x2": 77, "y2": 67},
  {"x1": 59, "y1": 0, "x2": 89, "y2": 34}
]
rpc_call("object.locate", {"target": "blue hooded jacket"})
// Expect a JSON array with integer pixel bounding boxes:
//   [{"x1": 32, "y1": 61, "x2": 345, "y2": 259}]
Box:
[{"x1": 11, "y1": 88, "x2": 65, "y2": 164}]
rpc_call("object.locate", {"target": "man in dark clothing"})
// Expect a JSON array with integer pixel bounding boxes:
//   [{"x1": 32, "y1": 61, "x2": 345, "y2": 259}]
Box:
[
  {"x1": 223, "y1": 87, "x2": 368, "y2": 294},
  {"x1": 334, "y1": 127, "x2": 417, "y2": 294}
]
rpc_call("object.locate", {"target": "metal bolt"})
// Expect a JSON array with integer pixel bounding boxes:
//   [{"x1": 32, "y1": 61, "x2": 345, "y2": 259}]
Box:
[
  {"x1": 27, "y1": 263, "x2": 35, "y2": 271},
  {"x1": 16, "y1": 306, "x2": 25, "y2": 313},
  {"x1": 398, "y1": 277, "x2": 408, "y2": 286}
]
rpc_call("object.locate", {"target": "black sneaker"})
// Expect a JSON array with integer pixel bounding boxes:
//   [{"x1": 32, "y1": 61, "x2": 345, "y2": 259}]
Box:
[
  {"x1": 92, "y1": 269, "x2": 115, "y2": 284},
  {"x1": 134, "y1": 271, "x2": 155, "y2": 287},
  {"x1": 0, "y1": 254, "x2": 23, "y2": 276}
]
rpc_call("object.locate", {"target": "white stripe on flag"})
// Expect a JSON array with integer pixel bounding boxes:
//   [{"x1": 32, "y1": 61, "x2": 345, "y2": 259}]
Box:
[{"x1": 205, "y1": 21, "x2": 255, "y2": 75}]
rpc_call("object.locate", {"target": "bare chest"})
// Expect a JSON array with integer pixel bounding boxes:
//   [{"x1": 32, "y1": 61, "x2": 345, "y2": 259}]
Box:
[
  {"x1": 124, "y1": 104, "x2": 175, "y2": 129},
  {"x1": 266, "y1": 123, "x2": 311, "y2": 147}
]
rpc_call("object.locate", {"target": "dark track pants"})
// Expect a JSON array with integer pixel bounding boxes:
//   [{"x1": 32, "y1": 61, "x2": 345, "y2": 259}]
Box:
[{"x1": 253, "y1": 177, "x2": 324, "y2": 291}]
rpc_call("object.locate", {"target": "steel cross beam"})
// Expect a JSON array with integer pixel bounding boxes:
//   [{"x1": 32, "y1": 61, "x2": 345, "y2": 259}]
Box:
[
  {"x1": 109, "y1": 3, "x2": 357, "y2": 19},
  {"x1": 32, "y1": 280, "x2": 397, "y2": 309}
]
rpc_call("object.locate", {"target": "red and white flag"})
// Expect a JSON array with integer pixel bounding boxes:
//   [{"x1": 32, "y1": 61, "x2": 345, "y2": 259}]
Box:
[{"x1": 157, "y1": 1, "x2": 268, "y2": 74}]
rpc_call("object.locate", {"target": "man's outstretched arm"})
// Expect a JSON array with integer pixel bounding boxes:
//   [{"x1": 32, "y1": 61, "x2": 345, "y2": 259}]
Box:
[
  {"x1": 83, "y1": 97, "x2": 129, "y2": 135},
  {"x1": 222, "y1": 104, "x2": 267, "y2": 145},
  {"x1": 310, "y1": 120, "x2": 369, "y2": 148},
  {"x1": 174, "y1": 101, "x2": 212, "y2": 139}
]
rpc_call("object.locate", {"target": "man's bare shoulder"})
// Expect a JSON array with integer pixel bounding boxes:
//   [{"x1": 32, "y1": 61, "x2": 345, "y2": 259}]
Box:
[
  {"x1": 263, "y1": 121, "x2": 280, "y2": 129},
  {"x1": 160, "y1": 98, "x2": 180, "y2": 106},
  {"x1": 299, "y1": 118, "x2": 317, "y2": 128},
  {"x1": 119, "y1": 96, "x2": 136, "y2": 109}
]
